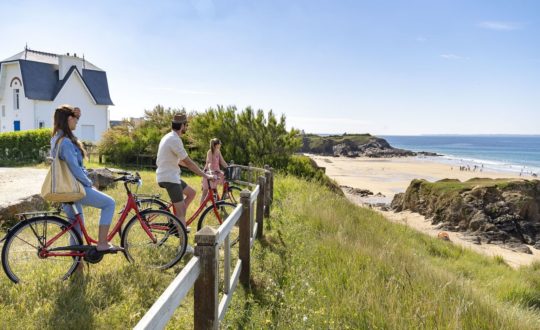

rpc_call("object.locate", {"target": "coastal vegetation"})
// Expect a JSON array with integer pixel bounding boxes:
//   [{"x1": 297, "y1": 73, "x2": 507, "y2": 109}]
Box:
[
  {"x1": 98, "y1": 105, "x2": 301, "y2": 169},
  {"x1": 1, "y1": 170, "x2": 540, "y2": 328}
]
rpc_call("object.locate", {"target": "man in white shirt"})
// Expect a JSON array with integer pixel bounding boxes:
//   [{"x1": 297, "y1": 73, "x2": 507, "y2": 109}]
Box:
[{"x1": 156, "y1": 113, "x2": 213, "y2": 230}]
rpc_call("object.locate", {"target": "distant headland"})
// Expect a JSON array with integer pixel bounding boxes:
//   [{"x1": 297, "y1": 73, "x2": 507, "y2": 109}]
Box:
[{"x1": 300, "y1": 133, "x2": 438, "y2": 158}]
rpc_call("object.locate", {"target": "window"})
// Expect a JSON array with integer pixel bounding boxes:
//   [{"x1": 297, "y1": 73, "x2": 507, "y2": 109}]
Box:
[
  {"x1": 13, "y1": 89, "x2": 20, "y2": 110},
  {"x1": 1, "y1": 105, "x2": 5, "y2": 117},
  {"x1": 39, "y1": 121, "x2": 45, "y2": 129}
]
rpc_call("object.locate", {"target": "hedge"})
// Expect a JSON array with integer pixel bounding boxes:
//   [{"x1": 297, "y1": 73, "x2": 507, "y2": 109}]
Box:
[{"x1": 0, "y1": 128, "x2": 52, "y2": 166}]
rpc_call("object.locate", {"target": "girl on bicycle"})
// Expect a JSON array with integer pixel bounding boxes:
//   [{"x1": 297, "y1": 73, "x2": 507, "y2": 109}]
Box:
[
  {"x1": 51, "y1": 105, "x2": 120, "y2": 253},
  {"x1": 200, "y1": 138, "x2": 228, "y2": 204}
]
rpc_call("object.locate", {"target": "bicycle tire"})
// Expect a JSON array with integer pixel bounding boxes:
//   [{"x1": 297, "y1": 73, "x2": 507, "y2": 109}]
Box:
[
  {"x1": 121, "y1": 209, "x2": 187, "y2": 269},
  {"x1": 197, "y1": 201, "x2": 238, "y2": 245},
  {"x1": 1, "y1": 216, "x2": 83, "y2": 284},
  {"x1": 222, "y1": 186, "x2": 242, "y2": 204},
  {"x1": 137, "y1": 198, "x2": 169, "y2": 212}
]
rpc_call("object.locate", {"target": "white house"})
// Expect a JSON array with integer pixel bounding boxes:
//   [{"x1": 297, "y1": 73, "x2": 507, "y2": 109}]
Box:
[{"x1": 0, "y1": 47, "x2": 113, "y2": 142}]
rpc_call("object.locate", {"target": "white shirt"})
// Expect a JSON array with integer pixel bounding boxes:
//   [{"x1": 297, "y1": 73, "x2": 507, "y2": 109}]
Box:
[{"x1": 156, "y1": 131, "x2": 189, "y2": 184}]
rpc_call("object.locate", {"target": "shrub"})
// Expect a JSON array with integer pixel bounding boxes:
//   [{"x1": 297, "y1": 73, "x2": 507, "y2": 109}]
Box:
[{"x1": 0, "y1": 128, "x2": 51, "y2": 165}]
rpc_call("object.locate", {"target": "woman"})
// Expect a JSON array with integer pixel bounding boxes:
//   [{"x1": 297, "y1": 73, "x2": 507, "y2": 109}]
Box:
[
  {"x1": 51, "y1": 104, "x2": 120, "y2": 253},
  {"x1": 200, "y1": 138, "x2": 228, "y2": 203}
]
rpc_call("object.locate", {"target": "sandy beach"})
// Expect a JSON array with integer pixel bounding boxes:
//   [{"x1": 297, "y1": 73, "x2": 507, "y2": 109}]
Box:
[{"x1": 309, "y1": 154, "x2": 539, "y2": 268}]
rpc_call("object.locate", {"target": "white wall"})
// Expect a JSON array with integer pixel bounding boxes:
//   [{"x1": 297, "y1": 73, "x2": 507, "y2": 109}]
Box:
[
  {"x1": 58, "y1": 55, "x2": 84, "y2": 80},
  {"x1": 0, "y1": 62, "x2": 35, "y2": 133},
  {"x1": 52, "y1": 71, "x2": 109, "y2": 143}
]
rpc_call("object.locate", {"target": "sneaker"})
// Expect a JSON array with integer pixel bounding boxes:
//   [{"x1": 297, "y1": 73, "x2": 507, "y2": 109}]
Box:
[
  {"x1": 186, "y1": 226, "x2": 191, "y2": 234},
  {"x1": 184, "y1": 245, "x2": 194, "y2": 256}
]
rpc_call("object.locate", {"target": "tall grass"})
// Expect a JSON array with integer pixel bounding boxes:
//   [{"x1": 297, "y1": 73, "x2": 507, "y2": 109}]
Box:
[
  {"x1": 1, "y1": 169, "x2": 540, "y2": 329},
  {"x1": 223, "y1": 175, "x2": 540, "y2": 329}
]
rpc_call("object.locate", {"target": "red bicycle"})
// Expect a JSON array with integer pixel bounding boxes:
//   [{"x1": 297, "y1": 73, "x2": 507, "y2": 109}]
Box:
[
  {"x1": 1, "y1": 171, "x2": 187, "y2": 284},
  {"x1": 135, "y1": 170, "x2": 241, "y2": 242}
]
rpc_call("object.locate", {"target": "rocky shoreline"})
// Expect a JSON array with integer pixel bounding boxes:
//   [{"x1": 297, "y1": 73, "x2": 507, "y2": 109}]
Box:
[{"x1": 391, "y1": 178, "x2": 540, "y2": 254}]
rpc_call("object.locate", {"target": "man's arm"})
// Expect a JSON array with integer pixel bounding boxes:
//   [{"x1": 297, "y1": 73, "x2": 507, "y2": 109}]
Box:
[{"x1": 180, "y1": 156, "x2": 213, "y2": 179}]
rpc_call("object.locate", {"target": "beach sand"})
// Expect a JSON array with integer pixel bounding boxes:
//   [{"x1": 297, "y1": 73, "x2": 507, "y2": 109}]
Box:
[{"x1": 309, "y1": 154, "x2": 539, "y2": 268}]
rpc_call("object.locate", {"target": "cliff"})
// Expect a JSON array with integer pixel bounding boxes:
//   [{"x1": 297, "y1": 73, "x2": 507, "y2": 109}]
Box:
[{"x1": 391, "y1": 178, "x2": 540, "y2": 253}]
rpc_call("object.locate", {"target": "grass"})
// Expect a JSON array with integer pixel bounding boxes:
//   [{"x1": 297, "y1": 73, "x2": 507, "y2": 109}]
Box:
[{"x1": 1, "y1": 167, "x2": 540, "y2": 328}]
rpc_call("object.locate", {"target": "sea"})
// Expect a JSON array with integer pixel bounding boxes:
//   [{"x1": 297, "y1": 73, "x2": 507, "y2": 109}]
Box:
[{"x1": 382, "y1": 135, "x2": 540, "y2": 176}]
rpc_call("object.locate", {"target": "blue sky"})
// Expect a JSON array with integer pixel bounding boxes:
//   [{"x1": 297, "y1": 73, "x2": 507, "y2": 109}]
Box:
[{"x1": 1, "y1": 0, "x2": 539, "y2": 135}]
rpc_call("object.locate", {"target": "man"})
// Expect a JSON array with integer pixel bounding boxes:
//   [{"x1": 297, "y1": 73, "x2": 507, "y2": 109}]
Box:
[{"x1": 156, "y1": 113, "x2": 213, "y2": 234}]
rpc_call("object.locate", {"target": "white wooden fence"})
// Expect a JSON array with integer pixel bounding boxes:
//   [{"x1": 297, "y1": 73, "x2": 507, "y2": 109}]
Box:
[{"x1": 135, "y1": 165, "x2": 273, "y2": 330}]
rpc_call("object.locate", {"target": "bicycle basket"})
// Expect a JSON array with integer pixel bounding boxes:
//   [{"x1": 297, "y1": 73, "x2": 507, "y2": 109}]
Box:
[{"x1": 225, "y1": 166, "x2": 241, "y2": 181}]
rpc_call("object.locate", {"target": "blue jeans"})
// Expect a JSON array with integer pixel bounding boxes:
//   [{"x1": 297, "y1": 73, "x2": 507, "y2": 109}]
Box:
[{"x1": 63, "y1": 186, "x2": 115, "y2": 242}]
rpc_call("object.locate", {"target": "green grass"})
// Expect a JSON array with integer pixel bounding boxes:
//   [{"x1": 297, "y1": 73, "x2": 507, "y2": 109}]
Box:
[
  {"x1": 223, "y1": 175, "x2": 540, "y2": 329},
  {"x1": 1, "y1": 169, "x2": 540, "y2": 329}
]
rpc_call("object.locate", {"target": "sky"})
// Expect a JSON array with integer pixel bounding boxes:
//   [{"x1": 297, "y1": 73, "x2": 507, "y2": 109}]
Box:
[{"x1": 0, "y1": 0, "x2": 539, "y2": 135}]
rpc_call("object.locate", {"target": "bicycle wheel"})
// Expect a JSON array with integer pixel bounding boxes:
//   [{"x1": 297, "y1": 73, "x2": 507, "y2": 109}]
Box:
[
  {"x1": 121, "y1": 209, "x2": 187, "y2": 269},
  {"x1": 222, "y1": 186, "x2": 242, "y2": 204},
  {"x1": 137, "y1": 198, "x2": 169, "y2": 212},
  {"x1": 197, "y1": 202, "x2": 238, "y2": 245},
  {"x1": 2, "y1": 216, "x2": 83, "y2": 284}
]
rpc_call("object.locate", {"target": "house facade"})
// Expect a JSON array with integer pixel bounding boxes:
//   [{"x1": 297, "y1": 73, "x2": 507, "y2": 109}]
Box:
[{"x1": 0, "y1": 48, "x2": 113, "y2": 142}]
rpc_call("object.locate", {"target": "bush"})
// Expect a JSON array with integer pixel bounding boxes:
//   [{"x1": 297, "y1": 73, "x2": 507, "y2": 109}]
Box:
[
  {"x1": 187, "y1": 105, "x2": 301, "y2": 168},
  {"x1": 285, "y1": 155, "x2": 343, "y2": 195},
  {"x1": 0, "y1": 128, "x2": 51, "y2": 166}
]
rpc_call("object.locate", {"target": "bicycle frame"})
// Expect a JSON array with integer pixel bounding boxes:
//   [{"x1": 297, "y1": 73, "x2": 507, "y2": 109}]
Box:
[
  {"x1": 141, "y1": 177, "x2": 235, "y2": 228},
  {"x1": 41, "y1": 177, "x2": 158, "y2": 258}
]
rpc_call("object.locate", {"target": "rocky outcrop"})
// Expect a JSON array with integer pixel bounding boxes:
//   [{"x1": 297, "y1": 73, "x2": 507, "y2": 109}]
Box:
[
  {"x1": 301, "y1": 134, "x2": 425, "y2": 158},
  {"x1": 391, "y1": 178, "x2": 540, "y2": 253},
  {"x1": 332, "y1": 137, "x2": 416, "y2": 158},
  {"x1": 87, "y1": 168, "x2": 117, "y2": 190},
  {"x1": 0, "y1": 194, "x2": 47, "y2": 227}
]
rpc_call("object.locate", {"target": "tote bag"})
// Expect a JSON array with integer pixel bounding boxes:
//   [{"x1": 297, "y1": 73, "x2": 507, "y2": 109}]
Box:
[{"x1": 41, "y1": 137, "x2": 86, "y2": 202}]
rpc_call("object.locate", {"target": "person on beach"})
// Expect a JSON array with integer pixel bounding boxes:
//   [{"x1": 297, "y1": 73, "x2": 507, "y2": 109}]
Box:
[
  {"x1": 200, "y1": 138, "x2": 228, "y2": 204},
  {"x1": 51, "y1": 105, "x2": 120, "y2": 256},
  {"x1": 156, "y1": 113, "x2": 214, "y2": 238}
]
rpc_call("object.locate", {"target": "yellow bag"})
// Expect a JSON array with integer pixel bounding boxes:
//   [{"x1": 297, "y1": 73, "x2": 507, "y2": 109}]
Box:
[{"x1": 41, "y1": 137, "x2": 86, "y2": 202}]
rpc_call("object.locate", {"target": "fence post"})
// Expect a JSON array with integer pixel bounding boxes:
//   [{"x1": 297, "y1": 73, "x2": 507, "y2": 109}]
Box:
[
  {"x1": 239, "y1": 190, "x2": 251, "y2": 288},
  {"x1": 256, "y1": 176, "x2": 265, "y2": 239},
  {"x1": 269, "y1": 167, "x2": 274, "y2": 208},
  {"x1": 264, "y1": 165, "x2": 271, "y2": 218},
  {"x1": 194, "y1": 227, "x2": 219, "y2": 330}
]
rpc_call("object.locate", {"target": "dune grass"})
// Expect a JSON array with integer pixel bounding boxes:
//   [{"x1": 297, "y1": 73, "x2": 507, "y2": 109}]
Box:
[
  {"x1": 223, "y1": 175, "x2": 540, "y2": 329},
  {"x1": 1, "y1": 168, "x2": 540, "y2": 329}
]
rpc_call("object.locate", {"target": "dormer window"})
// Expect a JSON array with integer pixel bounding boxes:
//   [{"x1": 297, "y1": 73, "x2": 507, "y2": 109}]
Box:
[{"x1": 13, "y1": 89, "x2": 20, "y2": 110}]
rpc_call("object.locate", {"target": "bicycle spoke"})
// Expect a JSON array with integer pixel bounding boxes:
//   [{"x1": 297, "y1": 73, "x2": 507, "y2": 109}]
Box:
[
  {"x1": 2, "y1": 218, "x2": 81, "y2": 283},
  {"x1": 122, "y1": 210, "x2": 186, "y2": 269}
]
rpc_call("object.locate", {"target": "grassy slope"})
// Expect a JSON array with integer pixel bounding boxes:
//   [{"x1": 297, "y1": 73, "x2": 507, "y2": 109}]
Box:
[
  {"x1": 0, "y1": 169, "x2": 539, "y2": 329},
  {"x1": 224, "y1": 175, "x2": 540, "y2": 329}
]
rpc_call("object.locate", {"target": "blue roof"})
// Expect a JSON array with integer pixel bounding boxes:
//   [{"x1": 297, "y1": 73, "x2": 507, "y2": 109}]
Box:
[
  {"x1": 82, "y1": 69, "x2": 113, "y2": 105},
  {"x1": 1, "y1": 59, "x2": 113, "y2": 105},
  {"x1": 19, "y1": 60, "x2": 59, "y2": 100}
]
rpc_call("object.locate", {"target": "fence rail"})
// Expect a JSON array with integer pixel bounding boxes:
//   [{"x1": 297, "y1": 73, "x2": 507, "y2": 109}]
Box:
[{"x1": 135, "y1": 164, "x2": 274, "y2": 330}]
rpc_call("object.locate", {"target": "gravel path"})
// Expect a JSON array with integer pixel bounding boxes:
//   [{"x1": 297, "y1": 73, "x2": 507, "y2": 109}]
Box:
[{"x1": 0, "y1": 167, "x2": 48, "y2": 207}]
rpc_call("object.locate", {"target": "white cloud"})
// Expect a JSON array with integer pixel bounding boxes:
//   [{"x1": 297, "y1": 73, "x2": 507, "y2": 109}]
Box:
[
  {"x1": 478, "y1": 21, "x2": 522, "y2": 31},
  {"x1": 415, "y1": 36, "x2": 427, "y2": 42},
  {"x1": 440, "y1": 54, "x2": 465, "y2": 60}
]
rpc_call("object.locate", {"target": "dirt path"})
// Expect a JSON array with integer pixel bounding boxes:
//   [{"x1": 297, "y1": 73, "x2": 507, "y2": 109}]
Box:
[{"x1": 0, "y1": 168, "x2": 47, "y2": 207}]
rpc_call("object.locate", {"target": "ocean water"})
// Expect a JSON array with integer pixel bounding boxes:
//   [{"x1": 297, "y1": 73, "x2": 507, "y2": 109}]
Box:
[{"x1": 382, "y1": 135, "x2": 540, "y2": 175}]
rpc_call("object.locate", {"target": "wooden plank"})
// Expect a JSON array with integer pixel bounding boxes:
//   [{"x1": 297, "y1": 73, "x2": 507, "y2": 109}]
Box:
[
  {"x1": 218, "y1": 260, "x2": 242, "y2": 322},
  {"x1": 134, "y1": 257, "x2": 201, "y2": 330},
  {"x1": 216, "y1": 204, "x2": 242, "y2": 245}
]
